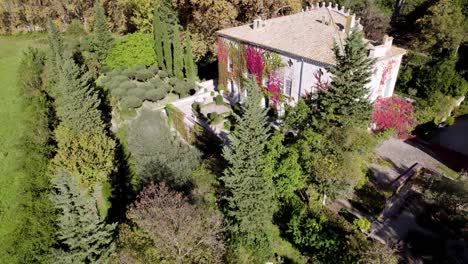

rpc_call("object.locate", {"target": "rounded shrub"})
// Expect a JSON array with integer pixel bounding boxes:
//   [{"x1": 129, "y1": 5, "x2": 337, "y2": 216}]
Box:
[
  {"x1": 121, "y1": 96, "x2": 143, "y2": 108},
  {"x1": 158, "y1": 70, "x2": 169, "y2": 79},
  {"x1": 118, "y1": 80, "x2": 136, "y2": 91},
  {"x1": 215, "y1": 95, "x2": 224, "y2": 105},
  {"x1": 140, "y1": 82, "x2": 154, "y2": 91},
  {"x1": 446, "y1": 116, "x2": 455, "y2": 126},
  {"x1": 135, "y1": 69, "x2": 154, "y2": 82},
  {"x1": 122, "y1": 68, "x2": 138, "y2": 79},
  {"x1": 192, "y1": 101, "x2": 201, "y2": 114},
  {"x1": 144, "y1": 88, "x2": 166, "y2": 102},
  {"x1": 148, "y1": 65, "x2": 159, "y2": 75},
  {"x1": 127, "y1": 87, "x2": 147, "y2": 99},
  {"x1": 111, "y1": 88, "x2": 127, "y2": 98},
  {"x1": 168, "y1": 77, "x2": 179, "y2": 87}
]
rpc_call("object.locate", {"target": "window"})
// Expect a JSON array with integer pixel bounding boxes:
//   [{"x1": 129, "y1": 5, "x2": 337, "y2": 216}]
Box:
[
  {"x1": 228, "y1": 56, "x2": 233, "y2": 72},
  {"x1": 284, "y1": 78, "x2": 292, "y2": 96},
  {"x1": 263, "y1": 76, "x2": 270, "y2": 87}
]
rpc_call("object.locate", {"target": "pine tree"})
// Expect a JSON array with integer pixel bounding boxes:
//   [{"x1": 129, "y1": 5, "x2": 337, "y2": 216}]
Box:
[
  {"x1": 47, "y1": 19, "x2": 63, "y2": 85},
  {"x1": 172, "y1": 25, "x2": 184, "y2": 79},
  {"x1": 92, "y1": 0, "x2": 114, "y2": 63},
  {"x1": 55, "y1": 58, "x2": 103, "y2": 133},
  {"x1": 162, "y1": 22, "x2": 173, "y2": 74},
  {"x1": 50, "y1": 170, "x2": 116, "y2": 263},
  {"x1": 153, "y1": 5, "x2": 165, "y2": 70},
  {"x1": 316, "y1": 28, "x2": 375, "y2": 128},
  {"x1": 184, "y1": 31, "x2": 197, "y2": 80},
  {"x1": 221, "y1": 78, "x2": 275, "y2": 261}
]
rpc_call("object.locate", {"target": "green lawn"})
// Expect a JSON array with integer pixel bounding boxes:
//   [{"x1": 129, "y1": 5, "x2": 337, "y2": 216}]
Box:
[{"x1": 0, "y1": 36, "x2": 42, "y2": 249}]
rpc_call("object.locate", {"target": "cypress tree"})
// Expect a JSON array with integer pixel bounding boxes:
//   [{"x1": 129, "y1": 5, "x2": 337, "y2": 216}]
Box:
[
  {"x1": 221, "y1": 78, "x2": 275, "y2": 261},
  {"x1": 50, "y1": 170, "x2": 116, "y2": 263},
  {"x1": 47, "y1": 19, "x2": 63, "y2": 85},
  {"x1": 55, "y1": 58, "x2": 103, "y2": 133},
  {"x1": 184, "y1": 31, "x2": 197, "y2": 80},
  {"x1": 316, "y1": 28, "x2": 375, "y2": 128},
  {"x1": 92, "y1": 0, "x2": 113, "y2": 63},
  {"x1": 153, "y1": 5, "x2": 165, "y2": 70},
  {"x1": 172, "y1": 25, "x2": 184, "y2": 79},
  {"x1": 162, "y1": 23, "x2": 173, "y2": 74}
]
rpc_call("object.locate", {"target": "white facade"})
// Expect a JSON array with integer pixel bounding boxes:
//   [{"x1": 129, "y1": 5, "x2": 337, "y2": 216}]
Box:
[{"x1": 219, "y1": 36, "x2": 405, "y2": 106}]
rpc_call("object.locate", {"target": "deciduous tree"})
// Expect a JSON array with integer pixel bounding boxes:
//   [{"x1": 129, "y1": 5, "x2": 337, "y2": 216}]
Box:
[
  {"x1": 373, "y1": 96, "x2": 417, "y2": 138},
  {"x1": 119, "y1": 182, "x2": 225, "y2": 263}
]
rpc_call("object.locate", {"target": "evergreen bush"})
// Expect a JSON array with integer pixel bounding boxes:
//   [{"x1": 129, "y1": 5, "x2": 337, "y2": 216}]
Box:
[
  {"x1": 122, "y1": 68, "x2": 138, "y2": 79},
  {"x1": 144, "y1": 89, "x2": 166, "y2": 102},
  {"x1": 118, "y1": 80, "x2": 136, "y2": 91},
  {"x1": 127, "y1": 87, "x2": 146, "y2": 99},
  {"x1": 215, "y1": 95, "x2": 224, "y2": 105},
  {"x1": 158, "y1": 70, "x2": 169, "y2": 79},
  {"x1": 139, "y1": 82, "x2": 154, "y2": 91},
  {"x1": 121, "y1": 96, "x2": 143, "y2": 108},
  {"x1": 111, "y1": 88, "x2": 127, "y2": 98},
  {"x1": 135, "y1": 69, "x2": 154, "y2": 81},
  {"x1": 446, "y1": 116, "x2": 455, "y2": 126}
]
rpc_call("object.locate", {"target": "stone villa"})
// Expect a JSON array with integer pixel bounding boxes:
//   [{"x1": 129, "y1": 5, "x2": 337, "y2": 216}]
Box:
[{"x1": 216, "y1": 2, "x2": 406, "y2": 108}]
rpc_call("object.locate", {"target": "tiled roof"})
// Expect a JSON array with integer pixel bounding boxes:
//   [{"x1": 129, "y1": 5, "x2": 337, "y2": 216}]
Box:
[{"x1": 217, "y1": 6, "x2": 406, "y2": 65}]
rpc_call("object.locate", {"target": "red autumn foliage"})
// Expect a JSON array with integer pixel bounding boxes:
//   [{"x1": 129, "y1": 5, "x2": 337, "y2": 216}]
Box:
[
  {"x1": 373, "y1": 96, "x2": 417, "y2": 138},
  {"x1": 266, "y1": 71, "x2": 283, "y2": 107},
  {"x1": 245, "y1": 46, "x2": 264, "y2": 85},
  {"x1": 217, "y1": 38, "x2": 228, "y2": 65},
  {"x1": 313, "y1": 69, "x2": 330, "y2": 91}
]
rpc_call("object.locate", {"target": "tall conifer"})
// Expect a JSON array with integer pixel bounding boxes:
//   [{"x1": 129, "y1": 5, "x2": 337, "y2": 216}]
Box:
[
  {"x1": 184, "y1": 31, "x2": 197, "y2": 80},
  {"x1": 172, "y1": 25, "x2": 184, "y2": 79},
  {"x1": 221, "y1": 78, "x2": 275, "y2": 261},
  {"x1": 153, "y1": 5, "x2": 165, "y2": 70},
  {"x1": 92, "y1": 0, "x2": 113, "y2": 63},
  {"x1": 47, "y1": 19, "x2": 63, "y2": 85},
  {"x1": 55, "y1": 58, "x2": 103, "y2": 133},
  {"x1": 162, "y1": 23, "x2": 173, "y2": 74},
  {"x1": 50, "y1": 170, "x2": 116, "y2": 263},
  {"x1": 316, "y1": 28, "x2": 375, "y2": 128}
]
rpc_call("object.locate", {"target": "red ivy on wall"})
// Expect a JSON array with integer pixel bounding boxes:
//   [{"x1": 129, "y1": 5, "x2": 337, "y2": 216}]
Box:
[
  {"x1": 217, "y1": 39, "x2": 228, "y2": 64},
  {"x1": 245, "y1": 46, "x2": 264, "y2": 85},
  {"x1": 373, "y1": 96, "x2": 417, "y2": 138},
  {"x1": 313, "y1": 69, "x2": 330, "y2": 91},
  {"x1": 266, "y1": 70, "x2": 283, "y2": 107},
  {"x1": 380, "y1": 60, "x2": 396, "y2": 86}
]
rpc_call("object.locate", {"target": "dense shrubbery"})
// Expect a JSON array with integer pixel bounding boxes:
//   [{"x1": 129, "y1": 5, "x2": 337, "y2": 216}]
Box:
[
  {"x1": 101, "y1": 65, "x2": 197, "y2": 109},
  {"x1": 105, "y1": 33, "x2": 156, "y2": 69},
  {"x1": 373, "y1": 96, "x2": 417, "y2": 138},
  {"x1": 128, "y1": 110, "x2": 201, "y2": 188}
]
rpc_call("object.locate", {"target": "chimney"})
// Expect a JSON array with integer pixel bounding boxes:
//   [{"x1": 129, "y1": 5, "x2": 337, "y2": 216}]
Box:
[
  {"x1": 345, "y1": 14, "x2": 355, "y2": 35},
  {"x1": 252, "y1": 18, "x2": 265, "y2": 30},
  {"x1": 383, "y1": 35, "x2": 393, "y2": 48}
]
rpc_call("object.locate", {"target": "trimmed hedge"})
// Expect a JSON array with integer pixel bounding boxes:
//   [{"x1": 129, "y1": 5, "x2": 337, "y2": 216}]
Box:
[
  {"x1": 144, "y1": 89, "x2": 166, "y2": 102},
  {"x1": 127, "y1": 87, "x2": 146, "y2": 99},
  {"x1": 121, "y1": 96, "x2": 142, "y2": 108}
]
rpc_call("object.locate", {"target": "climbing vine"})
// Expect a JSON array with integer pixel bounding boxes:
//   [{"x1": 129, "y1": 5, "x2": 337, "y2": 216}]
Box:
[
  {"x1": 217, "y1": 38, "x2": 229, "y2": 91},
  {"x1": 245, "y1": 46, "x2": 264, "y2": 85},
  {"x1": 266, "y1": 70, "x2": 284, "y2": 107}
]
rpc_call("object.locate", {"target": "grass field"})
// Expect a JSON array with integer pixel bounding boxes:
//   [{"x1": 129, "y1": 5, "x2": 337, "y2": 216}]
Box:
[{"x1": 0, "y1": 35, "x2": 42, "y2": 251}]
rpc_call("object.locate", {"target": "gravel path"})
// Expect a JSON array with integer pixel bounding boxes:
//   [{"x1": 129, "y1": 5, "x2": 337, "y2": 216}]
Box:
[{"x1": 375, "y1": 138, "x2": 453, "y2": 177}]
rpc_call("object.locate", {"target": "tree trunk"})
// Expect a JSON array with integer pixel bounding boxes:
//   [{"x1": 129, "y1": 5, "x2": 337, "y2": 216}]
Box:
[{"x1": 392, "y1": 0, "x2": 405, "y2": 23}]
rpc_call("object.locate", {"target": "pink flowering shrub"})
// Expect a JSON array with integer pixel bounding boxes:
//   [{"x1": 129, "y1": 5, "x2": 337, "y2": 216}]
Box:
[
  {"x1": 245, "y1": 47, "x2": 264, "y2": 84},
  {"x1": 373, "y1": 96, "x2": 417, "y2": 138},
  {"x1": 266, "y1": 71, "x2": 283, "y2": 107}
]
